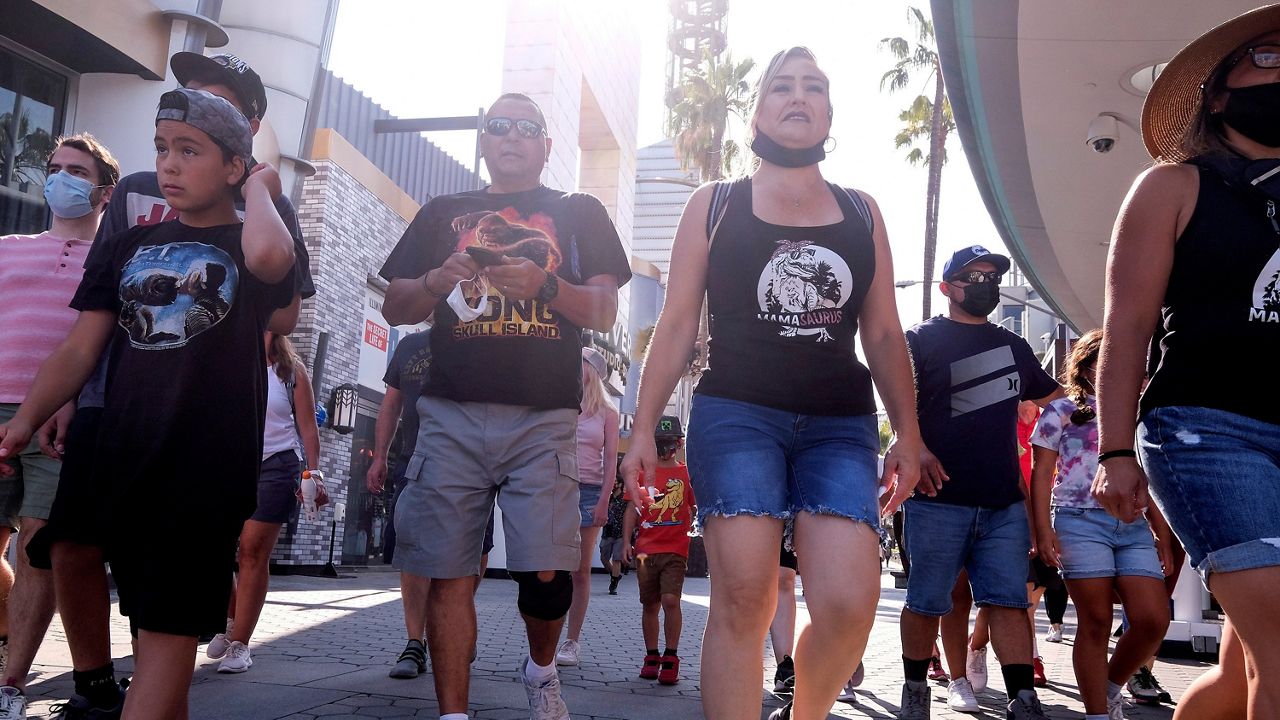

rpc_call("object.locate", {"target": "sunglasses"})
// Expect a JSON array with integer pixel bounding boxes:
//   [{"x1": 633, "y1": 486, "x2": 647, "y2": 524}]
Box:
[
  {"x1": 949, "y1": 270, "x2": 1003, "y2": 284},
  {"x1": 1231, "y1": 45, "x2": 1280, "y2": 71},
  {"x1": 484, "y1": 117, "x2": 545, "y2": 139}
]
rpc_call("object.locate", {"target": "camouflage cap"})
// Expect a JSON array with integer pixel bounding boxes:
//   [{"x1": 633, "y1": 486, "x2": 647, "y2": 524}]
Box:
[{"x1": 156, "y1": 88, "x2": 253, "y2": 162}]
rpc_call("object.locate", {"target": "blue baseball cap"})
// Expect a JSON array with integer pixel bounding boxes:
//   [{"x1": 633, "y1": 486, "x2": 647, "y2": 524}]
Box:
[{"x1": 942, "y1": 245, "x2": 1011, "y2": 280}]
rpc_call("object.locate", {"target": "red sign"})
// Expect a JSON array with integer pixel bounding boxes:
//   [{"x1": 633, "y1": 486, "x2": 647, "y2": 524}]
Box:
[{"x1": 364, "y1": 320, "x2": 388, "y2": 351}]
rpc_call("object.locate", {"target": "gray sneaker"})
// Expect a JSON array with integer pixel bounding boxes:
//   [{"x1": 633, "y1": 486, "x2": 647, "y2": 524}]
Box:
[
  {"x1": 899, "y1": 680, "x2": 931, "y2": 719},
  {"x1": 519, "y1": 657, "x2": 569, "y2": 720},
  {"x1": 389, "y1": 639, "x2": 426, "y2": 679},
  {"x1": 1006, "y1": 691, "x2": 1049, "y2": 720}
]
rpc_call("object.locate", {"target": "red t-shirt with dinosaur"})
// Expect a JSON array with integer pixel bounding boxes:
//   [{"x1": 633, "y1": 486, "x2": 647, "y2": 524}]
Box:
[{"x1": 627, "y1": 464, "x2": 696, "y2": 557}]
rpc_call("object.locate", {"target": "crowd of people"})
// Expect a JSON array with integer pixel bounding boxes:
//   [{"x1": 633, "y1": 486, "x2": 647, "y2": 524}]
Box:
[{"x1": 0, "y1": 4, "x2": 1277, "y2": 720}]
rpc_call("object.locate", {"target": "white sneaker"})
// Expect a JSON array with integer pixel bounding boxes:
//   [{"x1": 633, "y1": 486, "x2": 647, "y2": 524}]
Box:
[
  {"x1": 206, "y1": 632, "x2": 231, "y2": 659},
  {"x1": 1045, "y1": 624, "x2": 1064, "y2": 643},
  {"x1": 520, "y1": 657, "x2": 569, "y2": 720},
  {"x1": 554, "y1": 639, "x2": 580, "y2": 667},
  {"x1": 0, "y1": 686, "x2": 25, "y2": 720},
  {"x1": 947, "y1": 677, "x2": 981, "y2": 712},
  {"x1": 966, "y1": 645, "x2": 989, "y2": 692},
  {"x1": 836, "y1": 679, "x2": 859, "y2": 703},
  {"x1": 1108, "y1": 691, "x2": 1126, "y2": 719},
  {"x1": 217, "y1": 641, "x2": 253, "y2": 673}
]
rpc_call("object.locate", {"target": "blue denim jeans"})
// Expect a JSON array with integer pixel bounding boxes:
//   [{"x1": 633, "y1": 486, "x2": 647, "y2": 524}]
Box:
[
  {"x1": 1138, "y1": 405, "x2": 1280, "y2": 581},
  {"x1": 903, "y1": 499, "x2": 1032, "y2": 616},
  {"x1": 685, "y1": 394, "x2": 881, "y2": 534},
  {"x1": 1051, "y1": 507, "x2": 1164, "y2": 580}
]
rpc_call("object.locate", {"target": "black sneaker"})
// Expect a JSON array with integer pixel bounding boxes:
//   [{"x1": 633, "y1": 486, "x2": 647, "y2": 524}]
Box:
[
  {"x1": 50, "y1": 683, "x2": 126, "y2": 720},
  {"x1": 1127, "y1": 665, "x2": 1161, "y2": 705},
  {"x1": 389, "y1": 639, "x2": 427, "y2": 679},
  {"x1": 772, "y1": 655, "x2": 795, "y2": 694},
  {"x1": 608, "y1": 576, "x2": 620, "y2": 595}
]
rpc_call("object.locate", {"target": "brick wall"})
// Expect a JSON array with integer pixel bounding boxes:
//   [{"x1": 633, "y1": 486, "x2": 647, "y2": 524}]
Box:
[{"x1": 273, "y1": 159, "x2": 411, "y2": 566}]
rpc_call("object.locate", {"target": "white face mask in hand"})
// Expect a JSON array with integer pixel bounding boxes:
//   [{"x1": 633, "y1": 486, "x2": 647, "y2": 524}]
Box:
[{"x1": 447, "y1": 276, "x2": 490, "y2": 322}]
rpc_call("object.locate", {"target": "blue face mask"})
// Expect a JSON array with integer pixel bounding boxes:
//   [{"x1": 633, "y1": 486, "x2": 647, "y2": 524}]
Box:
[{"x1": 43, "y1": 172, "x2": 98, "y2": 219}]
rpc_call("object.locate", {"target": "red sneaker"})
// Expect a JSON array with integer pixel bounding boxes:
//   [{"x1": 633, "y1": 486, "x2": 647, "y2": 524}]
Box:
[
  {"x1": 928, "y1": 655, "x2": 949, "y2": 682},
  {"x1": 1032, "y1": 657, "x2": 1047, "y2": 687},
  {"x1": 639, "y1": 653, "x2": 661, "y2": 680},
  {"x1": 658, "y1": 653, "x2": 680, "y2": 685}
]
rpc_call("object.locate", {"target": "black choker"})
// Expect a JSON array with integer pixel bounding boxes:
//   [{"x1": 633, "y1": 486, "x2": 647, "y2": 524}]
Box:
[{"x1": 750, "y1": 130, "x2": 826, "y2": 168}]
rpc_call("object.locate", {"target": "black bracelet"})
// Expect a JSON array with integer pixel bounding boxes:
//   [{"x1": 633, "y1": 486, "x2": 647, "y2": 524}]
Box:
[
  {"x1": 422, "y1": 273, "x2": 446, "y2": 298},
  {"x1": 1098, "y1": 449, "x2": 1137, "y2": 463}
]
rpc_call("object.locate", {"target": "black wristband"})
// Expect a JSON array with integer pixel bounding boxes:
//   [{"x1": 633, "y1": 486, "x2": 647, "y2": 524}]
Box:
[
  {"x1": 1098, "y1": 449, "x2": 1137, "y2": 463},
  {"x1": 422, "y1": 272, "x2": 446, "y2": 298}
]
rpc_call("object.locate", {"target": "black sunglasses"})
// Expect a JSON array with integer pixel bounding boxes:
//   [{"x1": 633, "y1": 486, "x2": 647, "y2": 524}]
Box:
[
  {"x1": 949, "y1": 270, "x2": 1002, "y2": 284},
  {"x1": 484, "y1": 117, "x2": 545, "y2": 139}
]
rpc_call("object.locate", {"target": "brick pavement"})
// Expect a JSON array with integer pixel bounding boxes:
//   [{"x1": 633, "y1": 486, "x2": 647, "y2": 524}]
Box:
[{"x1": 23, "y1": 568, "x2": 1211, "y2": 719}]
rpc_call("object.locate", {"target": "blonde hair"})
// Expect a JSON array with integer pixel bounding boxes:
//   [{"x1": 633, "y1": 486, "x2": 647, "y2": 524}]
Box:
[
  {"x1": 268, "y1": 333, "x2": 303, "y2": 383},
  {"x1": 581, "y1": 359, "x2": 616, "y2": 418},
  {"x1": 748, "y1": 46, "x2": 831, "y2": 144}
]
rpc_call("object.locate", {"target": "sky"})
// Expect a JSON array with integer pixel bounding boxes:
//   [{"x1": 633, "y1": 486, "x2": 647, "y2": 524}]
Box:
[{"x1": 327, "y1": 0, "x2": 1006, "y2": 328}]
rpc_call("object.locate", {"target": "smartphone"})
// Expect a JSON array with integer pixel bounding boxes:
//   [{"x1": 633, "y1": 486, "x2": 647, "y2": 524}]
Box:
[{"x1": 465, "y1": 246, "x2": 504, "y2": 267}]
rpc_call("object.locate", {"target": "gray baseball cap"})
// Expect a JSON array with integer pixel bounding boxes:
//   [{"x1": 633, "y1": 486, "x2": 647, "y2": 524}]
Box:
[{"x1": 155, "y1": 88, "x2": 252, "y2": 161}]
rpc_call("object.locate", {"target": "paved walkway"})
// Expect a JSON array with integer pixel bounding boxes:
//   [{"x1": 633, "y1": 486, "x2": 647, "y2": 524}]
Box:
[{"x1": 24, "y1": 568, "x2": 1212, "y2": 719}]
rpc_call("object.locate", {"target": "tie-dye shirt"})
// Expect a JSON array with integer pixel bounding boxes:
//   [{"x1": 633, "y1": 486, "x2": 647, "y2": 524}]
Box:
[{"x1": 1029, "y1": 396, "x2": 1099, "y2": 508}]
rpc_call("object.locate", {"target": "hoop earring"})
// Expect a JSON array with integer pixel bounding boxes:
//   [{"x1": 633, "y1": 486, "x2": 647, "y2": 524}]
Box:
[{"x1": 823, "y1": 136, "x2": 837, "y2": 153}]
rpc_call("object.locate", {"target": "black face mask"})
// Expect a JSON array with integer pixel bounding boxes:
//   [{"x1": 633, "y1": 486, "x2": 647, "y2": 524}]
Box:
[
  {"x1": 750, "y1": 129, "x2": 826, "y2": 168},
  {"x1": 955, "y1": 282, "x2": 1000, "y2": 317},
  {"x1": 1222, "y1": 82, "x2": 1280, "y2": 148}
]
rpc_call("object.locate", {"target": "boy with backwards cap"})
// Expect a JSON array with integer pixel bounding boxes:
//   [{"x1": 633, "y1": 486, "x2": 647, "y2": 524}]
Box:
[{"x1": 0, "y1": 88, "x2": 296, "y2": 720}]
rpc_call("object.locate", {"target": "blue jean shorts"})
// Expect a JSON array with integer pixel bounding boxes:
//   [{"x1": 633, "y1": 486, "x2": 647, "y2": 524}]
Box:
[
  {"x1": 1051, "y1": 507, "x2": 1164, "y2": 580},
  {"x1": 903, "y1": 499, "x2": 1032, "y2": 616},
  {"x1": 578, "y1": 482, "x2": 603, "y2": 527},
  {"x1": 685, "y1": 394, "x2": 881, "y2": 534},
  {"x1": 1138, "y1": 405, "x2": 1280, "y2": 582}
]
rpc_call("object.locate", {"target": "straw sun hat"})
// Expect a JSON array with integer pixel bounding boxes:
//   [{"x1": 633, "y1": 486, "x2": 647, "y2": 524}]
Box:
[{"x1": 1142, "y1": 3, "x2": 1280, "y2": 162}]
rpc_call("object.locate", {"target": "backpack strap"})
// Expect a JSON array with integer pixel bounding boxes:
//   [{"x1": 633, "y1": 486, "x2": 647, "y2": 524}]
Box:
[
  {"x1": 705, "y1": 180, "x2": 735, "y2": 251},
  {"x1": 838, "y1": 186, "x2": 875, "y2": 236},
  {"x1": 282, "y1": 368, "x2": 307, "y2": 467}
]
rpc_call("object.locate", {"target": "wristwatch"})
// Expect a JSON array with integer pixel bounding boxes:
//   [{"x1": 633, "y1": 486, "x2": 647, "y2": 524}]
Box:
[{"x1": 536, "y1": 271, "x2": 560, "y2": 303}]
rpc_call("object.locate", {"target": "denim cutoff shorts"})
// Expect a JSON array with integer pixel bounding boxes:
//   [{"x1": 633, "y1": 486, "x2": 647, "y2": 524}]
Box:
[
  {"x1": 1138, "y1": 405, "x2": 1280, "y2": 582},
  {"x1": 578, "y1": 482, "x2": 603, "y2": 528},
  {"x1": 902, "y1": 498, "x2": 1032, "y2": 616},
  {"x1": 1051, "y1": 507, "x2": 1164, "y2": 580},
  {"x1": 685, "y1": 394, "x2": 882, "y2": 535}
]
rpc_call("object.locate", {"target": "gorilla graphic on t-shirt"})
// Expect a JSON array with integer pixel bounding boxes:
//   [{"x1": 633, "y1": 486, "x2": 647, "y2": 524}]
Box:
[
  {"x1": 451, "y1": 211, "x2": 563, "y2": 271},
  {"x1": 117, "y1": 242, "x2": 238, "y2": 349}
]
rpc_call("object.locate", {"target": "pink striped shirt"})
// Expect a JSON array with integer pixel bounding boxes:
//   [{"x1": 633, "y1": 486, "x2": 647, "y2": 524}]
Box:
[{"x1": 0, "y1": 232, "x2": 94, "y2": 403}]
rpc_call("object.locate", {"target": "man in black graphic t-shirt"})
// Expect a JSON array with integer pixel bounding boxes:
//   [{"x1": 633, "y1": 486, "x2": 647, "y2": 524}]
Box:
[
  {"x1": 897, "y1": 246, "x2": 1062, "y2": 720},
  {"x1": 379, "y1": 93, "x2": 630, "y2": 720}
]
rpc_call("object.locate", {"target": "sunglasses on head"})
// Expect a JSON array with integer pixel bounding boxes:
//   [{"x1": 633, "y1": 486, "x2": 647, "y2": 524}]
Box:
[
  {"x1": 949, "y1": 270, "x2": 1002, "y2": 284},
  {"x1": 484, "y1": 117, "x2": 545, "y2": 139}
]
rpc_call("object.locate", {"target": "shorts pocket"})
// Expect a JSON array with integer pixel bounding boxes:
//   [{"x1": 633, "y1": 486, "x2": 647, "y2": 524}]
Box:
[
  {"x1": 553, "y1": 451, "x2": 581, "y2": 548},
  {"x1": 405, "y1": 453, "x2": 426, "y2": 483}
]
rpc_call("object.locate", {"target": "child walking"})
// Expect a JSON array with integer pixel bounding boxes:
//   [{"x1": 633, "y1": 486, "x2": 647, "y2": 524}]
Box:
[
  {"x1": 0, "y1": 88, "x2": 296, "y2": 719},
  {"x1": 1030, "y1": 329, "x2": 1172, "y2": 720},
  {"x1": 624, "y1": 416, "x2": 696, "y2": 686}
]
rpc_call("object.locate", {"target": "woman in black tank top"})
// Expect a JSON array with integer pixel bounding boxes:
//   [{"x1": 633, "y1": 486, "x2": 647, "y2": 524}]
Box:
[
  {"x1": 621, "y1": 47, "x2": 922, "y2": 720},
  {"x1": 1096, "y1": 8, "x2": 1280, "y2": 717}
]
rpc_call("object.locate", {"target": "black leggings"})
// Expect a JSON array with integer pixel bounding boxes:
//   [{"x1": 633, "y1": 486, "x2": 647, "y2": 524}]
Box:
[{"x1": 1044, "y1": 583, "x2": 1068, "y2": 624}]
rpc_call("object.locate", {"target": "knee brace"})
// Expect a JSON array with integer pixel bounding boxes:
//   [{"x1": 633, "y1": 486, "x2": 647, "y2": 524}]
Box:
[{"x1": 511, "y1": 570, "x2": 573, "y2": 621}]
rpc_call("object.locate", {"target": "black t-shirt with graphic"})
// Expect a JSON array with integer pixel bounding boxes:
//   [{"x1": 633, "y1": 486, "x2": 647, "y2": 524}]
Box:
[
  {"x1": 77, "y1": 170, "x2": 315, "y2": 409},
  {"x1": 382, "y1": 330, "x2": 431, "y2": 480},
  {"x1": 696, "y1": 178, "x2": 878, "y2": 416},
  {"x1": 379, "y1": 185, "x2": 631, "y2": 410},
  {"x1": 906, "y1": 316, "x2": 1059, "y2": 508},
  {"x1": 71, "y1": 220, "x2": 296, "y2": 524}
]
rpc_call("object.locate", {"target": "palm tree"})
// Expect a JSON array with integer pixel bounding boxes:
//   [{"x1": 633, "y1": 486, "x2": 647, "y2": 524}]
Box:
[
  {"x1": 881, "y1": 6, "x2": 954, "y2": 320},
  {"x1": 666, "y1": 50, "x2": 756, "y2": 182}
]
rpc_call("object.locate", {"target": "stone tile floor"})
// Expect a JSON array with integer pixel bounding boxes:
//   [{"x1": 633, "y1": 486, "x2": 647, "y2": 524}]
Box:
[{"x1": 23, "y1": 568, "x2": 1211, "y2": 718}]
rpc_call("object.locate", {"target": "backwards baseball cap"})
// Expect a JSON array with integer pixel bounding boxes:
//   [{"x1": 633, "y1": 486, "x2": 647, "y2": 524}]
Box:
[
  {"x1": 170, "y1": 52, "x2": 268, "y2": 120},
  {"x1": 942, "y1": 245, "x2": 1011, "y2": 281},
  {"x1": 655, "y1": 416, "x2": 685, "y2": 439},
  {"x1": 156, "y1": 88, "x2": 253, "y2": 162}
]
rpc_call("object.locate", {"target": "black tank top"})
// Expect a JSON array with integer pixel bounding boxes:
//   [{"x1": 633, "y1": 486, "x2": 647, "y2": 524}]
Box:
[
  {"x1": 695, "y1": 178, "x2": 877, "y2": 416},
  {"x1": 1141, "y1": 162, "x2": 1280, "y2": 425}
]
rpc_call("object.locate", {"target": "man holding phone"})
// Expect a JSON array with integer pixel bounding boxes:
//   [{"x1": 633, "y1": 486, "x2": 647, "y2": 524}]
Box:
[{"x1": 378, "y1": 92, "x2": 631, "y2": 720}]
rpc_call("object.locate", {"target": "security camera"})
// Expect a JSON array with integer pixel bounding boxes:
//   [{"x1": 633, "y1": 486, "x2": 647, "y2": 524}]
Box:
[{"x1": 1086, "y1": 114, "x2": 1119, "y2": 154}]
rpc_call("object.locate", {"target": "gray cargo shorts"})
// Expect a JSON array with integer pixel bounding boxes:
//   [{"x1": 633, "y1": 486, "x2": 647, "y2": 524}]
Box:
[{"x1": 393, "y1": 396, "x2": 581, "y2": 579}]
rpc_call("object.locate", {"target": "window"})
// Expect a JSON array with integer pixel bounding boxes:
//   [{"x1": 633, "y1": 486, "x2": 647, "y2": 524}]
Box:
[
  {"x1": 1001, "y1": 304, "x2": 1024, "y2": 336},
  {"x1": 0, "y1": 47, "x2": 68, "y2": 236}
]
